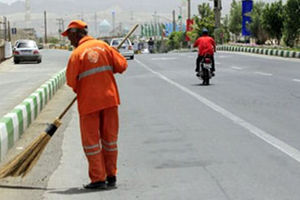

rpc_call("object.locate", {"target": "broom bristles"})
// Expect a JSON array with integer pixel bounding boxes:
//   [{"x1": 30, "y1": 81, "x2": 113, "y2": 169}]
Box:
[
  {"x1": 0, "y1": 119, "x2": 61, "y2": 179},
  {"x1": 0, "y1": 132, "x2": 51, "y2": 178},
  {"x1": 21, "y1": 134, "x2": 51, "y2": 177}
]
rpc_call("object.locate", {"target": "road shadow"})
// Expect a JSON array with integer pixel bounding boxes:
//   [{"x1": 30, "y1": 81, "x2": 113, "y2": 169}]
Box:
[
  {"x1": 0, "y1": 184, "x2": 117, "y2": 194},
  {"x1": 0, "y1": 184, "x2": 53, "y2": 191},
  {"x1": 191, "y1": 83, "x2": 215, "y2": 87},
  {"x1": 48, "y1": 186, "x2": 117, "y2": 195},
  {"x1": 14, "y1": 61, "x2": 40, "y2": 65}
]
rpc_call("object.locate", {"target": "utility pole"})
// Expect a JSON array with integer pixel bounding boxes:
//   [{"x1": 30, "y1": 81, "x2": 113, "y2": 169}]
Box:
[
  {"x1": 153, "y1": 11, "x2": 157, "y2": 40},
  {"x1": 112, "y1": 11, "x2": 116, "y2": 36},
  {"x1": 130, "y1": 11, "x2": 134, "y2": 22},
  {"x1": 94, "y1": 13, "x2": 98, "y2": 37},
  {"x1": 213, "y1": 0, "x2": 222, "y2": 28},
  {"x1": 7, "y1": 20, "x2": 11, "y2": 41},
  {"x1": 4, "y1": 17, "x2": 7, "y2": 41},
  {"x1": 44, "y1": 10, "x2": 47, "y2": 44},
  {"x1": 172, "y1": 10, "x2": 176, "y2": 32},
  {"x1": 179, "y1": 6, "x2": 183, "y2": 31},
  {"x1": 25, "y1": 0, "x2": 31, "y2": 28},
  {"x1": 56, "y1": 18, "x2": 64, "y2": 41},
  {"x1": 187, "y1": 0, "x2": 191, "y2": 20}
]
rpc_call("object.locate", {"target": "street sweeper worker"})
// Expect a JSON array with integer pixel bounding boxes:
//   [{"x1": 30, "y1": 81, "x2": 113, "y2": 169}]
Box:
[{"x1": 62, "y1": 20, "x2": 128, "y2": 189}]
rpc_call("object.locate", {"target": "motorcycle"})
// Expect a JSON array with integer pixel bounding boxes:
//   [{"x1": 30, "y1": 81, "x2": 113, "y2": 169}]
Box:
[{"x1": 197, "y1": 56, "x2": 213, "y2": 85}]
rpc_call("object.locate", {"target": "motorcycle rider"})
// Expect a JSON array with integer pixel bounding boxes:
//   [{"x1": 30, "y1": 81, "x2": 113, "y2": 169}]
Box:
[{"x1": 193, "y1": 28, "x2": 216, "y2": 76}]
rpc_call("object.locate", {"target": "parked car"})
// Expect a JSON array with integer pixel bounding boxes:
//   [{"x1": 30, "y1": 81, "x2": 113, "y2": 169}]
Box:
[
  {"x1": 110, "y1": 38, "x2": 134, "y2": 60},
  {"x1": 12, "y1": 40, "x2": 22, "y2": 52},
  {"x1": 13, "y1": 40, "x2": 42, "y2": 64}
]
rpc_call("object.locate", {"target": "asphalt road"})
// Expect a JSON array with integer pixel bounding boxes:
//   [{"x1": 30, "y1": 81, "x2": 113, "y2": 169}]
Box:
[
  {"x1": 0, "y1": 49, "x2": 70, "y2": 117},
  {"x1": 0, "y1": 51, "x2": 300, "y2": 200}
]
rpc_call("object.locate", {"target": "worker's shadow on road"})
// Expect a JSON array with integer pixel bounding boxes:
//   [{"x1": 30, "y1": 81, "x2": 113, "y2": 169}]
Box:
[
  {"x1": 48, "y1": 186, "x2": 117, "y2": 195},
  {"x1": 0, "y1": 184, "x2": 50, "y2": 191},
  {"x1": 191, "y1": 83, "x2": 215, "y2": 86},
  {"x1": 0, "y1": 184, "x2": 116, "y2": 194}
]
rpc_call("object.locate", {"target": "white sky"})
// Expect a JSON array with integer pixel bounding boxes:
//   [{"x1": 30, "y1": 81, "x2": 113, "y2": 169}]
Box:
[
  {"x1": 0, "y1": 0, "x2": 22, "y2": 4},
  {"x1": 0, "y1": 0, "x2": 286, "y2": 16}
]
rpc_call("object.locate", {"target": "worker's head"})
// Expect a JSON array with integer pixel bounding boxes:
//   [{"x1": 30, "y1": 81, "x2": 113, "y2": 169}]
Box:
[
  {"x1": 202, "y1": 28, "x2": 208, "y2": 36},
  {"x1": 61, "y1": 20, "x2": 88, "y2": 47}
]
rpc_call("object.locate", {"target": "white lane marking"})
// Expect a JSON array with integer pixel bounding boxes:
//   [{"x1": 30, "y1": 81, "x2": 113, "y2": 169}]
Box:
[
  {"x1": 255, "y1": 71, "x2": 273, "y2": 76},
  {"x1": 292, "y1": 79, "x2": 300, "y2": 82},
  {"x1": 215, "y1": 62, "x2": 221, "y2": 65},
  {"x1": 218, "y1": 55, "x2": 229, "y2": 58},
  {"x1": 231, "y1": 66, "x2": 243, "y2": 70},
  {"x1": 151, "y1": 57, "x2": 177, "y2": 61},
  {"x1": 135, "y1": 58, "x2": 300, "y2": 163}
]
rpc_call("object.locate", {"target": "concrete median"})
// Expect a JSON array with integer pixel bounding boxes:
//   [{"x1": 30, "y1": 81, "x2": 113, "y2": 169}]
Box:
[
  {"x1": 217, "y1": 45, "x2": 300, "y2": 59},
  {"x1": 0, "y1": 69, "x2": 66, "y2": 161}
]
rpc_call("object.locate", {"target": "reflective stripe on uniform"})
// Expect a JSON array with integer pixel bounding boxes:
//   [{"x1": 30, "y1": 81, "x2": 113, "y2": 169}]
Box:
[
  {"x1": 83, "y1": 144, "x2": 100, "y2": 150},
  {"x1": 78, "y1": 66, "x2": 113, "y2": 80},
  {"x1": 102, "y1": 139, "x2": 117, "y2": 146},
  {"x1": 85, "y1": 149, "x2": 101, "y2": 156},
  {"x1": 102, "y1": 139, "x2": 118, "y2": 151},
  {"x1": 102, "y1": 145, "x2": 118, "y2": 152}
]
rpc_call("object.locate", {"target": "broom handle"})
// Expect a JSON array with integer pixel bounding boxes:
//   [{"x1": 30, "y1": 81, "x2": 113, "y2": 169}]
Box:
[
  {"x1": 116, "y1": 24, "x2": 139, "y2": 49},
  {"x1": 58, "y1": 24, "x2": 139, "y2": 121},
  {"x1": 58, "y1": 96, "x2": 77, "y2": 120}
]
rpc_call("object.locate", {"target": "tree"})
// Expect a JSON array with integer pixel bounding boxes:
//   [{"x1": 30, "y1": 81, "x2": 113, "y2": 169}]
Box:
[
  {"x1": 187, "y1": 3, "x2": 215, "y2": 42},
  {"x1": 48, "y1": 36, "x2": 59, "y2": 44},
  {"x1": 248, "y1": 1, "x2": 268, "y2": 44},
  {"x1": 222, "y1": 15, "x2": 231, "y2": 43},
  {"x1": 167, "y1": 31, "x2": 186, "y2": 50},
  {"x1": 283, "y1": 0, "x2": 300, "y2": 47},
  {"x1": 262, "y1": 0, "x2": 284, "y2": 44},
  {"x1": 211, "y1": 15, "x2": 231, "y2": 44},
  {"x1": 229, "y1": 0, "x2": 242, "y2": 40}
]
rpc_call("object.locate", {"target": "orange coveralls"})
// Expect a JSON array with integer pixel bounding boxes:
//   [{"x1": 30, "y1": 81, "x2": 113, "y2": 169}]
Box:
[{"x1": 66, "y1": 36, "x2": 127, "y2": 183}]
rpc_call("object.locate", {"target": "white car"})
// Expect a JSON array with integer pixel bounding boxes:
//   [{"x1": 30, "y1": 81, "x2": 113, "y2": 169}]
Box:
[
  {"x1": 13, "y1": 40, "x2": 42, "y2": 64},
  {"x1": 110, "y1": 38, "x2": 134, "y2": 60}
]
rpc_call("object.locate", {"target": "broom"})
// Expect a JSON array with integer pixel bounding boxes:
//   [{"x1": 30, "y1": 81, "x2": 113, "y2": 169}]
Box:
[{"x1": 0, "y1": 24, "x2": 139, "y2": 178}]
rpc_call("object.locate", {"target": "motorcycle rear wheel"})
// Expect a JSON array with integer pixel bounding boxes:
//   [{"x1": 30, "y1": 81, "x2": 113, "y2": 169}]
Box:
[{"x1": 202, "y1": 69, "x2": 210, "y2": 85}]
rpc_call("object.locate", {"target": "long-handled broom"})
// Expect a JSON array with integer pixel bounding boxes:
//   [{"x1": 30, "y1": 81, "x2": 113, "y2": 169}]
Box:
[{"x1": 0, "y1": 24, "x2": 139, "y2": 179}]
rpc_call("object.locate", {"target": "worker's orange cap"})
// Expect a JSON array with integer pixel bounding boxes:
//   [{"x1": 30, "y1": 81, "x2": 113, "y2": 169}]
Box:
[{"x1": 61, "y1": 20, "x2": 88, "y2": 36}]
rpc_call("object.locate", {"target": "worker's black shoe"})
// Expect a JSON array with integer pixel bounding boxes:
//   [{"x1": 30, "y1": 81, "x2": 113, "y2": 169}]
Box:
[
  {"x1": 83, "y1": 181, "x2": 107, "y2": 189},
  {"x1": 106, "y1": 176, "x2": 117, "y2": 187}
]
